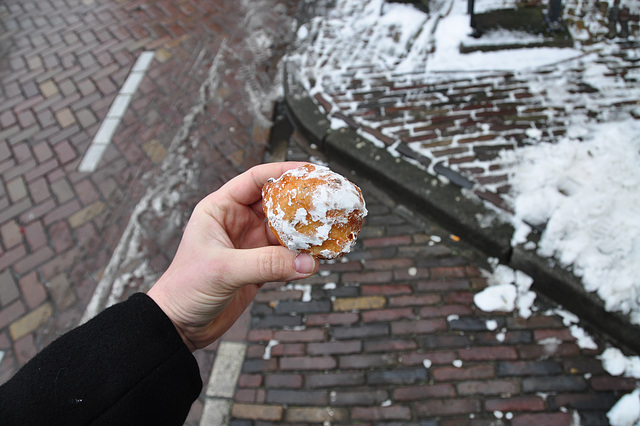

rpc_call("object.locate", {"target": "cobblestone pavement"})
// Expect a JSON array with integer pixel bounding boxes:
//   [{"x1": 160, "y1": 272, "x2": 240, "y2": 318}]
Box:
[
  {"x1": 226, "y1": 128, "x2": 639, "y2": 425},
  {"x1": 0, "y1": 0, "x2": 300, "y2": 391},
  {"x1": 2, "y1": 0, "x2": 639, "y2": 425}
]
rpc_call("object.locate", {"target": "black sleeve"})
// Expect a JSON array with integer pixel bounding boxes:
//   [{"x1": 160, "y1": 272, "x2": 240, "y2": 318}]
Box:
[{"x1": 0, "y1": 293, "x2": 202, "y2": 426}]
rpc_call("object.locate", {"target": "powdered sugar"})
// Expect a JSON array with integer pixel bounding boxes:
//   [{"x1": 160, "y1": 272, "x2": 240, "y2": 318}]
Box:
[{"x1": 263, "y1": 164, "x2": 367, "y2": 257}]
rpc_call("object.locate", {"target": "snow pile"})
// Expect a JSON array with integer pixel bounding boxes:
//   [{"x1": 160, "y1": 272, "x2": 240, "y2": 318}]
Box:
[
  {"x1": 506, "y1": 118, "x2": 640, "y2": 324},
  {"x1": 602, "y1": 347, "x2": 640, "y2": 426},
  {"x1": 428, "y1": 0, "x2": 582, "y2": 72},
  {"x1": 474, "y1": 263, "x2": 537, "y2": 317}
]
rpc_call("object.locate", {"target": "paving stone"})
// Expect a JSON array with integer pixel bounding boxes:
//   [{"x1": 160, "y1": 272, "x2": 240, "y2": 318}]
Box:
[
  {"x1": 50, "y1": 178, "x2": 75, "y2": 203},
  {"x1": 0, "y1": 271, "x2": 20, "y2": 307},
  {"x1": 8, "y1": 302, "x2": 52, "y2": 341},
  {"x1": 333, "y1": 295, "x2": 386, "y2": 312},
  {"x1": 39, "y1": 80, "x2": 58, "y2": 98},
  {"x1": 0, "y1": 221, "x2": 23, "y2": 249},
  {"x1": 68, "y1": 200, "x2": 106, "y2": 228},
  {"x1": 284, "y1": 406, "x2": 348, "y2": 423},
  {"x1": 230, "y1": 403, "x2": 283, "y2": 422},
  {"x1": 54, "y1": 107, "x2": 76, "y2": 128},
  {"x1": 18, "y1": 272, "x2": 47, "y2": 310},
  {"x1": 48, "y1": 274, "x2": 76, "y2": 310}
]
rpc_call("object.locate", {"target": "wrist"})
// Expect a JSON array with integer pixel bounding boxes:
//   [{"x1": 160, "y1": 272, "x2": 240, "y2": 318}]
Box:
[{"x1": 148, "y1": 285, "x2": 197, "y2": 352}]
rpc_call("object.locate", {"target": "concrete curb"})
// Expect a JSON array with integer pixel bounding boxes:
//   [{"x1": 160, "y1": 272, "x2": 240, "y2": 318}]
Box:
[{"x1": 283, "y1": 66, "x2": 640, "y2": 355}]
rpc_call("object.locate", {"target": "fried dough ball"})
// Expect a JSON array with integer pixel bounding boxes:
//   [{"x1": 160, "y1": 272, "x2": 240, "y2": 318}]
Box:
[{"x1": 262, "y1": 164, "x2": 368, "y2": 259}]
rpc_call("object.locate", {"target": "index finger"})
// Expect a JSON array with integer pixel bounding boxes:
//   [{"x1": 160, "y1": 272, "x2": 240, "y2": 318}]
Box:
[{"x1": 218, "y1": 161, "x2": 309, "y2": 207}]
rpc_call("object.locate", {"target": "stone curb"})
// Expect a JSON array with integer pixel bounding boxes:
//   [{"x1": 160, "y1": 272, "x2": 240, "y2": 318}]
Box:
[{"x1": 283, "y1": 65, "x2": 640, "y2": 355}]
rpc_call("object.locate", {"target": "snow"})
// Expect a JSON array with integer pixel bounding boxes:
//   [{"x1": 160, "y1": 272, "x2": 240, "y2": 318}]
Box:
[
  {"x1": 607, "y1": 389, "x2": 640, "y2": 426},
  {"x1": 507, "y1": 119, "x2": 640, "y2": 325},
  {"x1": 474, "y1": 264, "x2": 536, "y2": 317}
]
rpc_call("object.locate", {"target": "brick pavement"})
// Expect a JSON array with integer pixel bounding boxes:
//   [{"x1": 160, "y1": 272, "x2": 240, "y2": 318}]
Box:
[
  {"x1": 226, "y1": 128, "x2": 639, "y2": 425},
  {"x1": 0, "y1": 0, "x2": 302, "y2": 391}
]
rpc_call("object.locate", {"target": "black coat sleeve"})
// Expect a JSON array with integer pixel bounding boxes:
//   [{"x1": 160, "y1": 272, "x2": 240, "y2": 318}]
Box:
[{"x1": 0, "y1": 293, "x2": 202, "y2": 425}]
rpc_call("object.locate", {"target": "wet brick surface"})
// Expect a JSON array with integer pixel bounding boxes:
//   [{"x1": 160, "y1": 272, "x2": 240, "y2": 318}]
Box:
[
  {"x1": 0, "y1": 0, "x2": 300, "y2": 391},
  {"x1": 227, "y1": 129, "x2": 638, "y2": 424}
]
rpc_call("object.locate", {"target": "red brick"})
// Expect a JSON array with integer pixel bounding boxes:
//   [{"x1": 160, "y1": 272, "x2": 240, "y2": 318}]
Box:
[
  {"x1": 18, "y1": 272, "x2": 47, "y2": 309},
  {"x1": 394, "y1": 266, "x2": 431, "y2": 280},
  {"x1": 589, "y1": 375, "x2": 638, "y2": 391},
  {"x1": 352, "y1": 406, "x2": 411, "y2": 421},
  {"x1": 306, "y1": 312, "x2": 359, "y2": 326},
  {"x1": 269, "y1": 343, "x2": 305, "y2": 357},
  {"x1": 364, "y1": 339, "x2": 417, "y2": 352},
  {"x1": 24, "y1": 158, "x2": 58, "y2": 182},
  {"x1": 518, "y1": 343, "x2": 580, "y2": 359},
  {"x1": 522, "y1": 376, "x2": 587, "y2": 393},
  {"x1": 274, "y1": 328, "x2": 326, "y2": 342},
  {"x1": 308, "y1": 340, "x2": 361, "y2": 355},
  {"x1": 234, "y1": 389, "x2": 261, "y2": 403},
  {"x1": 485, "y1": 395, "x2": 546, "y2": 412},
  {"x1": 0, "y1": 110, "x2": 16, "y2": 128},
  {"x1": 27, "y1": 178, "x2": 50, "y2": 203},
  {"x1": 394, "y1": 383, "x2": 456, "y2": 401},
  {"x1": 362, "y1": 235, "x2": 411, "y2": 248},
  {"x1": 24, "y1": 220, "x2": 46, "y2": 250},
  {"x1": 74, "y1": 179, "x2": 99, "y2": 205},
  {"x1": 339, "y1": 354, "x2": 396, "y2": 369},
  {"x1": 417, "y1": 279, "x2": 471, "y2": 293},
  {"x1": 49, "y1": 220, "x2": 73, "y2": 253},
  {"x1": 444, "y1": 291, "x2": 476, "y2": 304},
  {"x1": 391, "y1": 319, "x2": 447, "y2": 335},
  {"x1": 264, "y1": 374, "x2": 303, "y2": 389},
  {"x1": 19, "y1": 199, "x2": 56, "y2": 224},
  {"x1": 458, "y1": 346, "x2": 518, "y2": 361},
  {"x1": 279, "y1": 356, "x2": 336, "y2": 371},
  {"x1": 43, "y1": 199, "x2": 81, "y2": 226},
  {"x1": 457, "y1": 379, "x2": 518, "y2": 395},
  {"x1": 415, "y1": 398, "x2": 481, "y2": 416},
  {"x1": 365, "y1": 258, "x2": 413, "y2": 270},
  {"x1": 238, "y1": 374, "x2": 263, "y2": 388},
  {"x1": 0, "y1": 245, "x2": 27, "y2": 271},
  {"x1": 430, "y1": 266, "x2": 468, "y2": 278},
  {"x1": 533, "y1": 328, "x2": 574, "y2": 342},
  {"x1": 511, "y1": 413, "x2": 573, "y2": 426},
  {"x1": 0, "y1": 300, "x2": 26, "y2": 329},
  {"x1": 306, "y1": 371, "x2": 366, "y2": 388},
  {"x1": 419, "y1": 304, "x2": 473, "y2": 318},
  {"x1": 362, "y1": 307, "x2": 414, "y2": 323},
  {"x1": 14, "y1": 246, "x2": 54, "y2": 274},
  {"x1": 361, "y1": 284, "x2": 412, "y2": 295},
  {"x1": 247, "y1": 329, "x2": 273, "y2": 342},
  {"x1": 254, "y1": 289, "x2": 303, "y2": 303},
  {"x1": 432, "y1": 364, "x2": 495, "y2": 381},
  {"x1": 389, "y1": 294, "x2": 440, "y2": 307},
  {"x1": 342, "y1": 270, "x2": 392, "y2": 284}
]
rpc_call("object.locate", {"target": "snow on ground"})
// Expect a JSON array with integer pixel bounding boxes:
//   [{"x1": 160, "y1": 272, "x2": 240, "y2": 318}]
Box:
[{"x1": 506, "y1": 119, "x2": 640, "y2": 325}]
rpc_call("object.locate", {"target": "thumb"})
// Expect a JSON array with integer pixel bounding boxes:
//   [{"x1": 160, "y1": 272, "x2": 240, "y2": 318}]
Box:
[{"x1": 226, "y1": 246, "x2": 318, "y2": 287}]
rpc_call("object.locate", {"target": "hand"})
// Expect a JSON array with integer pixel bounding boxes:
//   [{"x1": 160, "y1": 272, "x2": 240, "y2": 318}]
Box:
[{"x1": 148, "y1": 162, "x2": 319, "y2": 351}]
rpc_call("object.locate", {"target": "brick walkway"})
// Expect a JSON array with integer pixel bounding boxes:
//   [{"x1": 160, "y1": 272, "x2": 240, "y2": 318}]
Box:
[
  {"x1": 2, "y1": 0, "x2": 639, "y2": 424},
  {"x1": 227, "y1": 128, "x2": 639, "y2": 424},
  {"x1": 0, "y1": 0, "x2": 300, "y2": 388}
]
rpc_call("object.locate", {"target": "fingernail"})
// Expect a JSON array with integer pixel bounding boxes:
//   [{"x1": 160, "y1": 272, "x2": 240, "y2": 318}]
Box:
[{"x1": 294, "y1": 253, "x2": 316, "y2": 274}]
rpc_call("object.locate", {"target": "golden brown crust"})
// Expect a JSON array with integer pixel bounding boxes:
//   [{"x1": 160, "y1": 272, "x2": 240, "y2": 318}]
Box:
[{"x1": 262, "y1": 164, "x2": 367, "y2": 259}]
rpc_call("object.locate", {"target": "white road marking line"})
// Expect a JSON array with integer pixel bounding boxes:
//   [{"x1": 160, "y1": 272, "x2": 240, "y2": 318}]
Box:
[
  {"x1": 78, "y1": 51, "x2": 155, "y2": 172},
  {"x1": 200, "y1": 341, "x2": 247, "y2": 426}
]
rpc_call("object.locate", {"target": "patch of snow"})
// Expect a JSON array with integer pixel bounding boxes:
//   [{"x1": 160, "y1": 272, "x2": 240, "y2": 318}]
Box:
[
  {"x1": 607, "y1": 388, "x2": 640, "y2": 426},
  {"x1": 263, "y1": 340, "x2": 279, "y2": 360},
  {"x1": 475, "y1": 264, "x2": 536, "y2": 317},
  {"x1": 507, "y1": 119, "x2": 640, "y2": 325}
]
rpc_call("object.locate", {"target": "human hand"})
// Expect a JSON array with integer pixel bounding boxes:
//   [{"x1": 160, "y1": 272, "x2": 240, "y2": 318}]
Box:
[{"x1": 148, "y1": 162, "x2": 319, "y2": 351}]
